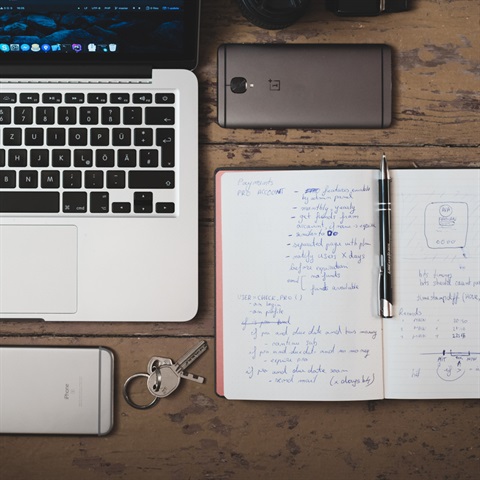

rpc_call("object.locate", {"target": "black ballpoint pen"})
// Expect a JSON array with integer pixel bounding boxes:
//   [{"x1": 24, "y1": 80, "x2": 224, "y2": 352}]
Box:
[{"x1": 379, "y1": 154, "x2": 393, "y2": 318}]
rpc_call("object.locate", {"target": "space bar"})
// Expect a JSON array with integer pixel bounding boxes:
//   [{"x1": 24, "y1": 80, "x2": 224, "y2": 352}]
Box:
[{"x1": 0, "y1": 192, "x2": 60, "y2": 213}]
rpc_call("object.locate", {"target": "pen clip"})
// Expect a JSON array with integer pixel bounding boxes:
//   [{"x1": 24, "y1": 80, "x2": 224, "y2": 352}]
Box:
[{"x1": 377, "y1": 269, "x2": 383, "y2": 317}]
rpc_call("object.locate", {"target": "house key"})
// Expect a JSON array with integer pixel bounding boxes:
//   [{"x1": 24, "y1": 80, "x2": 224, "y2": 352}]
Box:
[
  {"x1": 147, "y1": 340, "x2": 208, "y2": 398},
  {"x1": 147, "y1": 356, "x2": 173, "y2": 373}
]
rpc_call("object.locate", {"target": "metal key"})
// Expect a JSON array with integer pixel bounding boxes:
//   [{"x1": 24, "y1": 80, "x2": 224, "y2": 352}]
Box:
[
  {"x1": 147, "y1": 364, "x2": 180, "y2": 398},
  {"x1": 146, "y1": 356, "x2": 174, "y2": 398},
  {"x1": 147, "y1": 356, "x2": 173, "y2": 373},
  {"x1": 147, "y1": 340, "x2": 208, "y2": 398},
  {"x1": 174, "y1": 340, "x2": 208, "y2": 382}
]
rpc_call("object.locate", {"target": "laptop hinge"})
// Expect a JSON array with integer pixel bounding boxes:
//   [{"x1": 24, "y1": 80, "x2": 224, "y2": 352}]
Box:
[{"x1": 0, "y1": 64, "x2": 152, "y2": 80}]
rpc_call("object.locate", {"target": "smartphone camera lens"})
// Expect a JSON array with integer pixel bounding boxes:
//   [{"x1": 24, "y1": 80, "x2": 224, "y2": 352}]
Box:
[{"x1": 230, "y1": 77, "x2": 247, "y2": 94}]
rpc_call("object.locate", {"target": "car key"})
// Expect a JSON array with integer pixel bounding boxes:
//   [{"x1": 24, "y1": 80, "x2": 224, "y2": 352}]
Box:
[{"x1": 147, "y1": 340, "x2": 208, "y2": 398}]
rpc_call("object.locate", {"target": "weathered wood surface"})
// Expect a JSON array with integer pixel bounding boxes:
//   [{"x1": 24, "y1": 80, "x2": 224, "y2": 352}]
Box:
[
  {"x1": 0, "y1": 336, "x2": 478, "y2": 480},
  {"x1": 1, "y1": 0, "x2": 479, "y2": 478}
]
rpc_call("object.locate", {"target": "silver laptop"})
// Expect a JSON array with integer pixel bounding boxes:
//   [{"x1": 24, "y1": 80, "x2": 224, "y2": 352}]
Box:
[{"x1": 0, "y1": 0, "x2": 200, "y2": 322}]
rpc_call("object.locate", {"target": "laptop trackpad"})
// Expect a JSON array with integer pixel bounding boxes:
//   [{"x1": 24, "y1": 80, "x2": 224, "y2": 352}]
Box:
[{"x1": 0, "y1": 225, "x2": 77, "y2": 314}]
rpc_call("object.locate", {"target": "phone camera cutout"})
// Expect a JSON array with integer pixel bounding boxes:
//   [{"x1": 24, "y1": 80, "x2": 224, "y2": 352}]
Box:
[{"x1": 230, "y1": 77, "x2": 247, "y2": 94}]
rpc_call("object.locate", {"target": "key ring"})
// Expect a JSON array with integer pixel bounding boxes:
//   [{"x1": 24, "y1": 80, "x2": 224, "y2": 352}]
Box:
[{"x1": 123, "y1": 373, "x2": 160, "y2": 410}]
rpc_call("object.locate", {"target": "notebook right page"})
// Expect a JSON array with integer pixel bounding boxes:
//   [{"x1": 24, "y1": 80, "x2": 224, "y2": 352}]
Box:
[{"x1": 384, "y1": 169, "x2": 480, "y2": 399}]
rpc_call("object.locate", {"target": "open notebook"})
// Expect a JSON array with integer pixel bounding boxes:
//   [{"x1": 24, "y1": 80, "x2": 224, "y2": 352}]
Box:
[{"x1": 215, "y1": 168, "x2": 480, "y2": 401}]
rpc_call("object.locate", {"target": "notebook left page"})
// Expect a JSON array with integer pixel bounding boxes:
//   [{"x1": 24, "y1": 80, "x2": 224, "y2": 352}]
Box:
[{"x1": 215, "y1": 169, "x2": 384, "y2": 401}]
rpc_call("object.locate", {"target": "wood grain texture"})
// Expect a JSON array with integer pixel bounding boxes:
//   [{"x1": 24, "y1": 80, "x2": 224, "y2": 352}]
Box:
[
  {"x1": 1, "y1": 0, "x2": 479, "y2": 478},
  {"x1": 0, "y1": 336, "x2": 478, "y2": 480}
]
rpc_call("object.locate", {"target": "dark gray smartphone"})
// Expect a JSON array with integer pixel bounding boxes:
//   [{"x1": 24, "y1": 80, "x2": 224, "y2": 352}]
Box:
[{"x1": 217, "y1": 43, "x2": 392, "y2": 129}]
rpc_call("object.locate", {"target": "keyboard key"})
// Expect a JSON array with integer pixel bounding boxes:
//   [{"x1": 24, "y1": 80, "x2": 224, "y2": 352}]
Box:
[
  {"x1": 123, "y1": 107, "x2": 142, "y2": 125},
  {"x1": 47, "y1": 128, "x2": 66, "y2": 146},
  {"x1": 0, "y1": 192, "x2": 60, "y2": 212},
  {"x1": 112, "y1": 202, "x2": 131, "y2": 213},
  {"x1": 30, "y1": 149, "x2": 50, "y2": 167},
  {"x1": 20, "y1": 93, "x2": 39, "y2": 104},
  {"x1": 129, "y1": 171, "x2": 174, "y2": 189},
  {"x1": 0, "y1": 93, "x2": 17, "y2": 103},
  {"x1": 43, "y1": 93, "x2": 62, "y2": 104},
  {"x1": 19, "y1": 170, "x2": 38, "y2": 189},
  {"x1": 65, "y1": 93, "x2": 84, "y2": 104},
  {"x1": 133, "y1": 93, "x2": 152, "y2": 104},
  {"x1": 63, "y1": 192, "x2": 87, "y2": 213},
  {"x1": 101, "y1": 107, "x2": 120, "y2": 125},
  {"x1": 134, "y1": 191, "x2": 153, "y2": 213},
  {"x1": 87, "y1": 93, "x2": 107, "y2": 104},
  {"x1": 155, "y1": 93, "x2": 175, "y2": 104},
  {"x1": 80, "y1": 106, "x2": 98, "y2": 125},
  {"x1": 2, "y1": 128, "x2": 22, "y2": 146},
  {"x1": 41, "y1": 170, "x2": 60, "y2": 188},
  {"x1": 110, "y1": 93, "x2": 130, "y2": 104},
  {"x1": 25, "y1": 128, "x2": 44, "y2": 146},
  {"x1": 36, "y1": 107, "x2": 55, "y2": 125},
  {"x1": 63, "y1": 171, "x2": 82, "y2": 189},
  {"x1": 112, "y1": 128, "x2": 131, "y2": 146},
  {"x1": 96, "y1": 149, "x2": 115, "y2": 167},
  {"x1": 90, "y1": 192, "x2": 109, "y2": 213},
  {"x1": 0, "y1": 171, "x2": 16, "y2": 189},
  {"x1": 0, "y1": 107, "x2": 11, "y2": 124},
  {"x1": 139, "y1": 149, "x2": 158, "y2": 168},
  {"x1": 134, "y1": 128, "x2": 153, "y2": 146},
  {"x1": 145, "y1": 107, "x2": 175, "y2": 125},
  {"x1": 107, "y1": 171, "x2": 126, "y2": 189},
  {"x1": 156, "y1": 202, "x2": 175, "y2": 214},
  {"x1": 0, "y1": 149, "x2": 5, "y2": 167},
  {"x1": 91, "y1": 128, "x2": 109, "y2": 146},
  {"x1": 52, "y1": 149, "x2": 71, "y2": 167},
  {"x1": 156, "y1": 128, "x2": 175, "y2": 167},
  {"x1": 74, "y1": 149, "x2": 93, "y2": 167},
  {"x1": 85, "y1": 171, "x2": 104, "y2": 189},
  {"x1": 14, "y1": 106, "x2": 33, "y2": 124},
  {"x1": 8, "y1": 149, "x2": 27, "y2": 167},
  {"x1": 69, "y1": 128, "x2": 88, "y2": 146},
  {"x1": 117, "y1": 150, "x2": 136, "y2": 168},
  {"x1": 58, "y1": 107, "x2": 77, "y2": 124}
]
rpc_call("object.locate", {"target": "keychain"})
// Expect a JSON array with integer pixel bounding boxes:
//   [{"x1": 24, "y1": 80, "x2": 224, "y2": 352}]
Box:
[{"x1": 123, "y1": 341, "x2": 207, "y2": 409}]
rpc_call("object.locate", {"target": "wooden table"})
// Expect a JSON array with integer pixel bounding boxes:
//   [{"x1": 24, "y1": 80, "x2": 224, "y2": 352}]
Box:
[{"x1": 1, "y1": 1, "x2": 479, "y2": 478}]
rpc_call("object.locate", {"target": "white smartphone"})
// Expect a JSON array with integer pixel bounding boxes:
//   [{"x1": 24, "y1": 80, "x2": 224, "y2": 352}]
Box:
[{"x1": 0, "y1": 346, "x2": 114, "y2": 435}]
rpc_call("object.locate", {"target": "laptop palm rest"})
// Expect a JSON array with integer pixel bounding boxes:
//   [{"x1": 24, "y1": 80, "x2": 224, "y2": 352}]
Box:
[{"x1": 0, "y1": 225, "x2": 77, "y2": 315}]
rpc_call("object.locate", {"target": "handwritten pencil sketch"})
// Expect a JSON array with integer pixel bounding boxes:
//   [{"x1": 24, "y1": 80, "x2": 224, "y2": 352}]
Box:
[{"x1": 424, "y1": 202, "x2": 468, "y2": 249}]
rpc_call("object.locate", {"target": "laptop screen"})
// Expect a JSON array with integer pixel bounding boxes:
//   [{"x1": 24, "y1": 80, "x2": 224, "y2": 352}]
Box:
[{"x1": 0, "y1": 0, "x2": 200, "y2": 69}]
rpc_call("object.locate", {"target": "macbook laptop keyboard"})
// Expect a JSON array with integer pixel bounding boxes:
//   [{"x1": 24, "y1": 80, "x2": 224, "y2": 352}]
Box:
[{"x1": 1, "y1": 89, "x2": 177, "y2": 216}]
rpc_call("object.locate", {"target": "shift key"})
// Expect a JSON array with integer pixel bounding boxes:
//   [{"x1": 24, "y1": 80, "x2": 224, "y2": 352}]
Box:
[{"x1": 129, "y1": 171, "x2": 174, "y2": 189}]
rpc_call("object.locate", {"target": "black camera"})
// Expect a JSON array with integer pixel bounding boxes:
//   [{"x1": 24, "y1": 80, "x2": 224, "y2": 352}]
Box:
[{"x1": 235, "y1": 0, "x2": 409, "y2": 30}]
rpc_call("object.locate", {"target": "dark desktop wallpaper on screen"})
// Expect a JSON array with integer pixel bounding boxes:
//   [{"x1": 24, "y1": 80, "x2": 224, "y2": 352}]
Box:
[{"x1": 0, "y1": 0, "x2": 185, "y2": 56}]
